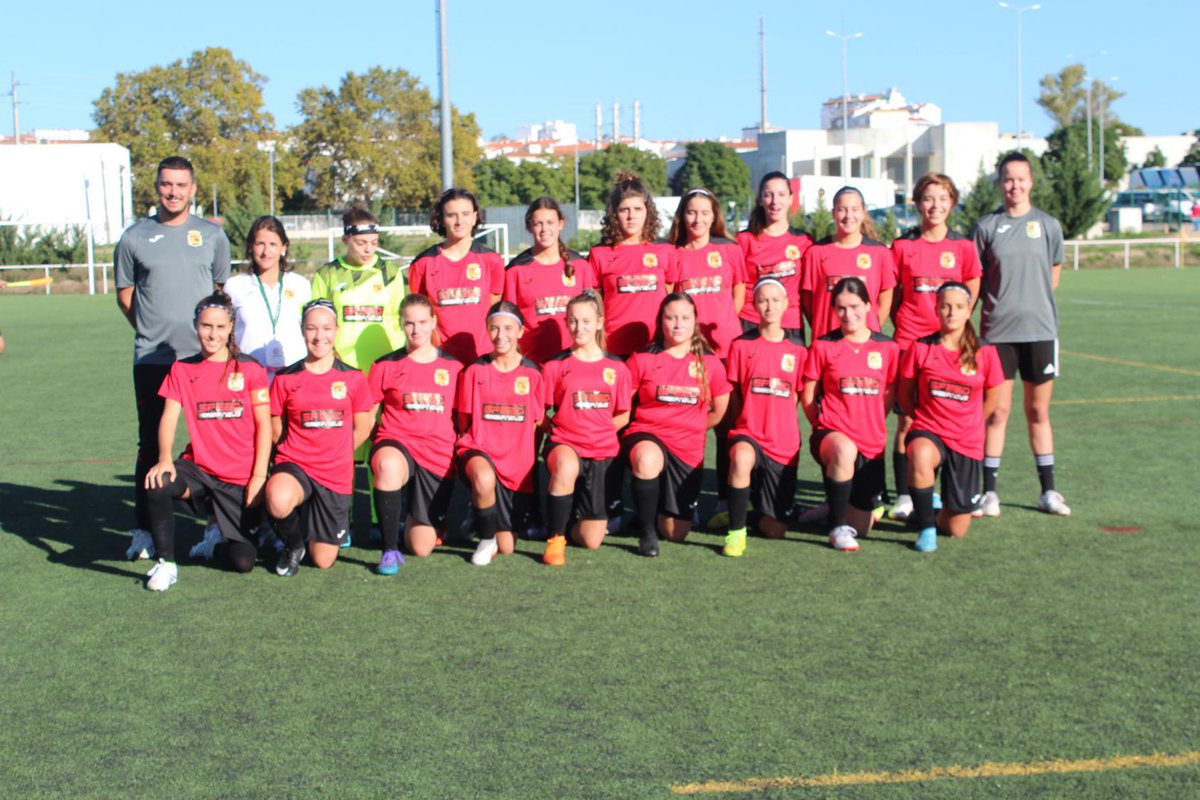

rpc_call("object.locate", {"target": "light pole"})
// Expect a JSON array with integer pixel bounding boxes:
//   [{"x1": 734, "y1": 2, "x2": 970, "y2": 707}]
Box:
[
  {"x1": 258, "y1": 139, "x2": 277, "y2": 215},
  {"x1": 1069, "y1": 49, "x2": 1107, "y2": 172},
  {"x1": 998, "y1": 3, "x2": 1040, "y2": 152},
  {"x1": 1098, "y1": 76, "x2": 1118, "y2": 186},
  {"x1": 436, "y1": 0, "x2": 453, "y2": 192},
  {"x1": 826, "y1": 30, "x2": 863, "y2": 180}
]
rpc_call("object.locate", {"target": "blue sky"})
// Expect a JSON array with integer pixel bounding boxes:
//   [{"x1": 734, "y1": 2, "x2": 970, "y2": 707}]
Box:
[{"x1": 2, "y1": 0, "x2": 1195, "y2": 143}]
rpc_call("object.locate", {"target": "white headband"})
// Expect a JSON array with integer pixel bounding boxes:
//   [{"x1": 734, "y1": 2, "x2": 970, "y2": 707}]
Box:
[{"x1": 753, "y1": 278, "x2": 786, "y2": 295}]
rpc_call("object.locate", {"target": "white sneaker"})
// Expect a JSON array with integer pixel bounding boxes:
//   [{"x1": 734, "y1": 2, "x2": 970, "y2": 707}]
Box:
[
  {"x1": 189, "y1": 523, "x2": 221, "y2": 560},
  {"x1": 829, "y1": 525, "x2": 860, "y2": 552},
  {"x1": 125, "y1": 528, "x2": 155, "y2": 560},
  {"x1": 1037, "y1": 490, "x2": 1072, "y2": 516},
  {"x1": 471, "y1": 537, "x2": 499, "y2": 566},
  {"x1": 145, "y1": 559, "x2": 177, "y2": 592},
  {"x1": 971, "y1": 490, "x2": 1001, "y2": 518},
  {"x1": 888, "y1": 494, "x2": 914, "y2": 521}
]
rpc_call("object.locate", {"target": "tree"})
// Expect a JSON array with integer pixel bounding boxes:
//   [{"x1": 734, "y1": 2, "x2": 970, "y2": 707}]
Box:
[
  {"x1": 1181, "y1": 130, "x2": 1200, "y2": 165},
  {"x1": 473, "y1": 157, "x2": 574, "y2": 208},
  {"x1": 954, "y1": 164, "x2": 1003, "y2": 236},
  {"x1": 294, "y1": 66, "x2": 481, "y2": 210},
  {"x1": 791, "y1": 195, "x2": 834, "y2": 241},
  {"x1": 578, "y1": 144, "x2": 667, "y2": 209},
  {"x1": 473, "y1": 157, "x2": 523, "y2": 207},
  {"x1": 1141, "y1": 147, "x2": 1166, "y2": 169},
  {"x1": 1037, "y1": 65, "x2": 1127, "y2": 128},
  {"x1": 669, "y1": 142, "x2": 751, "y2": 208},
  {"x1": 1040, "y1": 125, "x2": 1110, "y2": 239}
]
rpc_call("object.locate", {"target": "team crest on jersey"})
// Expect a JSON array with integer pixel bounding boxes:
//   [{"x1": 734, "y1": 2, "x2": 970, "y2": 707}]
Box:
[
  {"x1": 284, "y1": 287, "x2": 295, "y2": 300},
  {"x1": 562, "y1": 272, "x2": 576, "y2": 287},
  {"x1": 434, "y1": 368, "x2": 450, "y2": 386},
  {"x1": 253, "y1": 387, "x2": 269, "y2": 403},
  {"x1": 961, "y1": 363, "x2": 977, "y2": 376},
  {"x1": 867, "y1": 352, "x2": 883, "y2": 370},
  {"x1": 1027, "y1": 221, "x2": 1042, "y2": 239},
  {"x1": 856, "y1": 253, "x2": 871, "y2": 269},
  {"x1": 781, "y1": 353, "x2": 796, "y2": 372},
  {"x1": 603, "y1": 367, "x2": 616, "y2": 385},
  {"x1": 372, "y1": 281, "x2": 383, "y2": 294},
  {"x1": 331, "y1": 381, "x2": 347, "y2": 399},
  {"x1": 785, "y1": 244, "x2": 801, "y2": 261},
  {"x1": 187, "y1": 230, "x2": 203, "y2": 248},
  {"x1": 466, "y1": 263, "x2": 482, "y2": 281},
  {"x1": 940, "y1": 252, "x2": 955, "y2": 269},
  {"x1": 514, "y1": 376, "x2": 530, "y2": 395},
  {"x1": 227, "y1": 372, "x2": 245, "y2": 392},
  {"x1": 707, "y1": 252, "x2": 722, "y2": 268},
  {"x1": 643, "y1": 253, "x2": 658, "y2": 268},
  {"x1": 688, "y1": 360, "x2": 701, "y2": 378}
]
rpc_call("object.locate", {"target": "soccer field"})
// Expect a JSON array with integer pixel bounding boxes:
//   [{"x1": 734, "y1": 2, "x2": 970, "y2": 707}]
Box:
[{"x1": 1, "y1": 268, "x2": 1197, "y2": 799}]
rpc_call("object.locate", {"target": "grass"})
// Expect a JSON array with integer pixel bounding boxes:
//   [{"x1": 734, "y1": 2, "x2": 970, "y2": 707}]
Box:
[{"x1": 0, "y1": 268, "x2": 1198, "y2": 798}]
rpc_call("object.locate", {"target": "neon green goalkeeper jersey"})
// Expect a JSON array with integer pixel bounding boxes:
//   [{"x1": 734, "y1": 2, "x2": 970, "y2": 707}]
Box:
[{"x1": 310, "y1": 255, "x2": 407, "y2": 371}]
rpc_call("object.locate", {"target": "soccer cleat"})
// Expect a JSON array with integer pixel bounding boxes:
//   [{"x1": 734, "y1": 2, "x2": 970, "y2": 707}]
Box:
[
  {"x1": 145, "y1": 559, "x2": 177, "y2": 592},
  {"x1": 871, "y1": 505, "x2": 886, "y2": 523},
  {"x1": 543, "y1": 535, "x2": 567, "y2": 566},
  {"x1": 705, "y1": 502, "x2": 730, "y2": 530},
  {"x1": 1037, "y1": 490, "x2": 1072, "y2": 517},
  {"x1": 377, "y1": 549, "x2": 404, "y2": 576},
  {"x1": 888, "y1": 494, "x2": 914, "y2": 521},
  {"x1": 638, "y1": 530, "x2": 660, "y2": 558},
  {"x1": 275, "y1": 544, "x2": 306, "y2": 577},
  {"x1": 125, "y1": 528, "x2": 156, "y2": 561},
  {"x1": 972, "y1": 490, "x2": 1001, "y2": 518},
  {"x1": 189, "y1": 523, "x2": 221, "y2": 561},
  {"x1": 471, "y1": 537, "x2": 499, "y2": 566},
  {"x1": 722, "y1": 530, "x2": 747, "y2": 558},
  {"x1": 914, "y1": 527, "x2": 938, "y2": 553},
  {"x1": 829, "y1": 525, "x2": 860, "y2": 552}
]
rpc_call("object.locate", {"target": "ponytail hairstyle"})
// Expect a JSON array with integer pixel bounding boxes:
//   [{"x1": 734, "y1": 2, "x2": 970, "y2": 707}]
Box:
[
  {"x1": 486, "y1": 299, "x2": 526, "y2": 354},
  {"x1": 831, "y1": 186, "x2": 879, "y2": 241},
  {"x1": 600, "y1": 171, "x2": 660, "y2": 246},
  {"x1": 431, "y1": 188, "x2": 484, "y2": 238},
  {"x1": 243, "y1": 215, "x2": 292, "y2": 273},
  {"x1": 524, "y1": 196, "x2": 575, "y2": 281},
  {"x1": 748, "y1": 171, "x2": 791, "y2": 236},
  {"x1": 566, "y1": 289, "x2": 607, "y2": 352},
  {"x1": 667, "y1": 187, "x2": 729, "y2": 246},
  {"x1": 936, "y1": 281, "x2": 979, "y2": 374},
  {"x1": 652, "y1": 291, "x2": 713, "y2": 404},
  {"x1": 193, "y1": 291, "x2": 240, "y2": 376}
]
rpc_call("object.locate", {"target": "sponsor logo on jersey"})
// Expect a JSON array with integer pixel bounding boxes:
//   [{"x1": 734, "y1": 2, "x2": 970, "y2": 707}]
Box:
[
  {"x1": 252, "y1": 388, "x2": 269, "y2": 404},
  {"x1": 562, "y1": 272, "x2": 577, "y2": 287},
  {"x1": 856, "y1": 253, "x2": 871, "y2": 269},
  {"x1": 434, "y1": 368, "x2": 450, "y2": 386},
  {"x1": 750, "y1": 377, "x2": 792, "y2": 398},
  {"x1": 616, "y1": 274, "x2": 658, "y2": 293},
  {"x1": 707, "y1": 251, "x2": 723, "y2": 268},
  {"x1": 1026, "y1": 221, "x2": 1042, "y2": 239},
  {"x1": 940, "y1": 251, "x2": 956, "y2": 269},
  {"x1": 602, "y1": 367, "x2": 616, "y2": 385},
  {"x1": 227, "y1": 372, "x2": 245, "y2": 392},
  {"x1": 997, "y1": 224, "x2": 1012, "y2": 234},
  {"x1": 402, "y1": 392, "x2": 445, "y2": 413},
  {"x1": 680, "y1": 276, "x2": 722, "y2": 295},
  {"x1": 436, "y1": 287, "x2": 481, "y2": 306},
  {"x1": 642, "y1": 253, "x2": 658, "y2": 268},
  {"x1": 343, "y1": 304, "x2": 385, "y2": 322},
  {"x1": 760, "y1": 260, "x2": 797, "y2": 279},
  {"x1": 655, "y1": 384, "x2": 701, "y2": 405},
  {"x1": 466, "y1": 263, "x2": 482, "y2": 281},
  {"x1": 688, "y1": 360, "x2": 702, "y2": 378},
  {"x1": 187, "y1": 230, "x2": 203, "y2": 248},
  {"x1": 913, "y1": 276, "x2": 946, "y2": 293},
  {"x1": 785, "y1": 244, "x2": 801, "y2": 261},
  {"x1": 572, "y1": 390, "x2": 612, "y2": 410},
  {"x1": 148, "y1": 234, "x2": 164, "y2": 243},
  {"x1": 825, "y1": 274, "x2": 853, "y2": 292},
  {"x1": 482, "y1": 402, "x2": 526, "y2": 422},
  {"x1": 534, "y1": 295, "x2": 570, "y2": 315},
  {"x1": 838, "y1": 376, "x2": 881, "y2": 396},
  {"x1": 514, "y1": 376, "x2": 530, "y2": 395},
  {"x1": 781, "y1": 353, "x2": 796, "y2": 372},
  {"x1": 867, "y1": 352, "x2": 883, "y2": 370},
  {"x1": 929, "y1": 379, "x2": 971, "y2": 403},
  {"x1": 301, "y1": 409, "x2": 345, "y2": 428},
  {"x1": 197, "y1": 400, "x2": 244, "y2": 420},
  {"x1": 331, "y1": 381, "x2": 347, "y2": 399}
]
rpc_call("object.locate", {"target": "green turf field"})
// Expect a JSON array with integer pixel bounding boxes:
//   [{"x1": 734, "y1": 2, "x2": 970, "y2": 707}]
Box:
[{"x1": 1, "y1": 269, "x2": 1197, "y2": 799}]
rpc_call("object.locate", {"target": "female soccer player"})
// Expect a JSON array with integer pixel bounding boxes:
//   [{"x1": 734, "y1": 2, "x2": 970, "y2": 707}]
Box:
[
  {"x1": 737, "y1": 171, "x2": 811, "y2": 341},
  {"x1": 588, "y1": 172, "x2": 678, "y2": 357},
  {"x1": 224, "y1": 216, "x2": 312, "y2": 378},
  {"x1": 801, "y1": 186, "x2": 896, "y2": 342},
  {"x1": 142, "y1": 293, "x2": 271, "y2": 591},
  {"x1": 623, "y1": 293, "x2": 731, "y2": 557},
  {"x1": 457, "y1": 302, "x2": 545, "y2": 566},
  {"x1": 722, "y1": 279, "x2": 807, "y2": 557},
  {"x1": 540, "y1": 291, "x2": 632, "y2": 565},
  {"x1": 887, "y1": 175, "x2": 981, "y2": 520},
  {"x1": 899, "y1": 282, "x2": 1004, "y2": 551},
  {"x1": 409, "y1": 189, "x2": 505, "y2": 364},
  {"x1": 801, "y1": 278, "x2": 899, "y2": 552},
  {"x1": 368, "y1": 295, "x2": 463, "y2": 573},
  {"x1": 266, "y1": 299, "x2": 375, "y2": 577},
  {"x1": 503, "y1": 197, "x2": 595, "y2": 364}
]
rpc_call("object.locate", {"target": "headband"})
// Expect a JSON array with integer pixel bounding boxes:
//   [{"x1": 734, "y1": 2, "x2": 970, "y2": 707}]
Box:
[
  {"x1": 194, "y1": 301, "x2": 231, "y2": 321},
  {"x1": 488, "y1": 310, "x2": 523, "y2": 325},
  {"x1": 936, "y1": 281, "x2": 972, "y2": 297},
  {"x1": 684, "y1": 188, "x2": 715, "y2": 199},
  {"x1": 302, "y1": 298, "x2": 337, "y2": 319},
  {"x1": 344, "y1": 223, "x2": 379, "y2": 236},
  {"x1": 752, "y1": 278, "x2": 786, "y2": 295}
]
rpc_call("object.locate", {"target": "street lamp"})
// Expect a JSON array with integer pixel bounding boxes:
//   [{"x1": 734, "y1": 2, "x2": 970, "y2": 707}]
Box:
[
  {"x1": 1068, "y1": 49, "x2": 1107, "y2": 172},
  {"x1": 1098, "y1": 76, "x2": 1118, "y2": 186},
  {"x1": 258, "y1": 140, "x2": 277, "y2": 215},
  {"x1": 826, "y1": 29, "x2": 863, "y2": 180},
  {"x1": 997, "y1": 3, "x2": 1040, "y2": 153}
]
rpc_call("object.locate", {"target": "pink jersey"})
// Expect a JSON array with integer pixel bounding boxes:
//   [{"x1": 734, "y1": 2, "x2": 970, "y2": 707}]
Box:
[
  {"x1": 502, "y1": 249, "x2": 595, "y2": 363},
  {"x1": 675, "y1": 238, "x2": 746, "y2": 359},
  {"x1": 456, "y1": 356, "x2": 545, "y2": 492},
  {"x1": 726, "y1": 332, "x2": 808, "y2": 466},
  {"x1": 158, "y1": 355, "x2": 270, "y2": 485},
  {"x1": 369, "y1": 348, "x2": 463, "y2": 477},
  {"x1": 624, "y1": 347, "x2": 731, "y2": 468},
  {"x1": 541, "y1": 351, "x2": 632, "y2": 460},
  {"x1": 736, "y1": 228, "x2": 812, "y2": 330},
  {"x1": 802, "y1": 238, "x2": 897, "y2": 340},
  {"x1": 409, "y1": 241, "x2": 505, "y2": 364},
  {"x1": 890, "y1": 233, "x2": 983, "y2": 350},
  {"x1": 588, "y1": 241, "x2": 680, "y2": 356},
  {"x1": 803, "y1": 331, "x2": 899, "y2": 459},
  {"x1": 270, "y1": 360, "x2": 373, "y2": 493},
  {"x1": 901, "y1": 336, "x2": 1003, "y2": 460}
]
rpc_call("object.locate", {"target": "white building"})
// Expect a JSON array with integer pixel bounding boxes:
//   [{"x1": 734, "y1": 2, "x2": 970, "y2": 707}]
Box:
[{"x1": 513, "y1": 120, "x2": 579, "y2": 145}]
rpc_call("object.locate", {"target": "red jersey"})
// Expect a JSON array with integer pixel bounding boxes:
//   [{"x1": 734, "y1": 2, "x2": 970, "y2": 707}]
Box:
[
  {"x1": 901, "y1": 335, "x2": 1003, "y2": 460},
  {"x1": 455, "y1": 355, "x2": 545, "y2": 492},
  {"x1": 890, "y1": 232, "x2": 983, "y2": 350},
  {"x1": 803, "y1": 331, "x2": 899, "y2": 459},
  {"x1": 502, "y1": 248, "x2": 595, "y2": 363},
  {"x1": 675, "y1": 238, "x2": 747, "y2": 358},
  {"x1": 736, "y1": 228, "x2": 812, "y2": 330},
  {"x1": 369, "y1": 348, "x2": 463, "y2": 477},
  {"x1": 624, "y1": 347, "x2": 731, "y2": 468},
  {"x1": 541, "y1": 351, "x2": 632, "y2": 460},
  {"x1": 588, "y1": 241, "x2": 679, "y2": 356},
  {"x1": 409, "y1": 241, "x2": 505, "y2": 364},
  {"x1": 802, "y1": 238, "x2": 897, "y2": 340},
  {"x1": 270, "y1": 360, "x2": 373, "y2": 493},
  {"x1": 726, "y1": 332, "x2": 807, "y2": 466},
  {"x1": 158, "y1": 355, "x2": 270, "y2": 485}
]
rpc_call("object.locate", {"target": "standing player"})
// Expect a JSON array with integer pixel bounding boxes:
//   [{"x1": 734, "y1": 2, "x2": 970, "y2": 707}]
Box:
[
  {"x1": 973, "y1": 152, "x2": 1070, "y2": 517},
  {"x1": 887, "y1": 175, "x2": 981, "y2": 520},
  {"x1": 540, "y1": 291, "x2": 632, "y2": 565},
  {"x1": 142, "y1": 293, "x2": 271, "y2": 590},
  {"x1": 409, "y1": 189, "x2": 505, "y2": 365},
  {"x1": 668, "y1": 188, "x2": 746, "y2": 358},
  {"x1": 898, "y1": 282, "x2": 1004, "y2": 551},
  {"x1": 115, "y1": 156, "x2": 231, "y2": 561},
  {"x1": 801, "y1": 278, "x2": 899, "y2": 551},
  {"x1": 722, "y1": 279, "x2": 807, "y2": 557},
  {"x1": 737, "y1": 172, "x2": 811, "y2": 341},
  {"x1": 267, "y1": 300, "x2": 375, "y2": 577},
  {"x1": 368, "y1": 295, "x2": 463, "y2": 573},
  {"x1": 457, "y1": 302, "x2": 545, "y2": 566},
  {"x1": 503, "y1": 197, "x2": 594, "y2": 364}
]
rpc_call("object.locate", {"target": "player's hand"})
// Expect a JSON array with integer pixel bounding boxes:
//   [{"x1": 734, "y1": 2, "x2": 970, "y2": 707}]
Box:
[
  {"x1": 244, "y1": 474, "x2": 266, "y2": 508},
  {"x1": 145, "y1": 459, "x2": 176, "y2": 489}
]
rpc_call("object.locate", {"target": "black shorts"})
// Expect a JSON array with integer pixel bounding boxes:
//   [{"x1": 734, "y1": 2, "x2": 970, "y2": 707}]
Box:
[
  {"x1": 740, "y1": 318, "x2": 805, "y2": 345},
  {"x1": 272, "y1": 462, "x2": 352, "y2": 545},
  {"x1": 809, "y1": 430, "x2": 886, "y2": 511},
  {"x1": 994, "y1": 340, "x2": 1058, "y2": 384},
  {"x1": 544, "y1": 442, "x2": 611, "y2": 522},
  {"x1": 173, "y1": 459, "x2": 261, "y2": 545},
  {"x1": 371, "y1": 440, "x2": 455, "y2": 529},
  {"x1": 728, "y1": 435, "x2": 797, "y2": 521},
  {"x1": 622, "y1": 432, "x2": 703, "y2": 520},
  {"x1": 457, "y1": 449, "x2": 534, "y2": 533},
  {"x1": 905, "y1": 430, "x2": 982, "y2": 514}
]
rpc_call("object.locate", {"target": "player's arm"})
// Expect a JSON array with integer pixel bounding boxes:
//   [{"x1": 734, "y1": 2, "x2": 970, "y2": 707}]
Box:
[
  {"x1": 271, "y1": 416, "x2": 284, "y2": 445},
  {"x1": 897, "y1": 377, "x2": 919, "y2": 418},
  {"x1": 706, "y1": 392, "x2": 730, "y2": 430},
  {"x1": 876, "y1": 288, "x2": 895, "y2": 328},
  {"x1": 246, "y1": 397, "x2": 272, "y2": 507},
  {"x1": 117, "y1": 288, "x2": 136, "y2": 328},
  {"x1": 965, "y1": 277, "x2": 980, "y2": 308},
  {"x1": 352, "y1": 410, "x2": 375, "y2": 450},
  {"x1": 800, "y1": 379, "x2": 820, "y2": 425},
  {"x1": 1051, "y1": 264, "x2": 1062, "y2": 291},
  {"x1": 146, "y1": 399, "x2": 182, "y2": 488},
  {"x1": 982, "y1": 383, "x2": 1002, "y2": 420},
  {"x1": 732, "y1": 281, "x2": 746, "y2": 315}
]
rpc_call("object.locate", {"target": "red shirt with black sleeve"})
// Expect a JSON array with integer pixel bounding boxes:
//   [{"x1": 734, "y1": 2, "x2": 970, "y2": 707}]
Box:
[
  {"x1": 541, "y1": 351, "x2": 632, "y2": 460},
  {"x1": 369, "y1": 348, "x2": 463, "y2": 478},
  {"x1": 623, "y1": 347, "x2": 732, "y2": 468},
  {"x1": 587, "y1": 241, "x2": 679, "y2": 357},
  {"x1": 408, "y1": 241, "x2": 505, "y2": 364},
  {"x1": 736, "y1": 228, "x2": 812, "y2": 330},
  {"x1": 890, "y1": 232, "x2": 983, "y2": 350},
  {"x1": 803, "y1": 331, "x2": 899, "y2": 459},
  {"x1": 675, "y1": 237, "x2": 747, "y2": 359},
  {"x1": 726, "y1": 332, "x2": 808, "y2": 466},
  {"x1": 455, "y1": 355, "x2": 545, "y2": 492},
  {"x1": 801, "y1": 238, "x2": 897, "y2": 341},
  {"x1": 159, "y1": 354, "x2": 270, "y2": 485},
  {"x1": 270, "y1": 359, "x2": 373, "y2": 493},
  {"x1": 901, "y1": 335, "x2": 1003, "y2": 460},
  {"x1": 502, "y1": 248, "x2": 595, "y2": 364}
]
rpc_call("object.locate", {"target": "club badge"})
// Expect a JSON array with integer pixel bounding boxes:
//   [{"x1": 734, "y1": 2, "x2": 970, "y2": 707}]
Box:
[
  {"x1": 283, "y1": 288, "x2": 295, "y2": 300},
  {"x1": 466, "y1": 263, "x2": 482, "y2": 281},
  {"x1": 856, "y1": 253, "x2": 871, "y2": 269},
  {"x1": 603, "y1": 367, "x2": 616, "y2": 385},
  {"x1": 707, "y1": 252, "x2": 722, "y2": 268},
  {"x1": 688, "y1": 360, "x2": 701, "y2": 378},
  {"x1": 961, "y1": 364, "x2": 977, "y2": 376},
  {"x1": 331, "y1": 381, "x2": 347, "y2": 399},
  {"x1": 514, "y1": 376, "x2": 530, "y2": 395},
  {"x1": 785, "y1": 244, "x2": 801, "y2": 261},
  {"x1": 372, "y1": 281, "x2": 383, "y2": 294},
  {"x1": 643, "y1": 253, "x2": 658, "y2": 268},
  {"x1": 434, "y1": 368, "x2": 450, "y2": 386},
  {"x1": 187, "y1": 230, "x2": 203, "y2": 248},
  {"x1": 1027, "y1": 221, "x2": 1042, "y2": 239},
  {"x1": 781, "y1": 353, "x2": 796, "y2": 372},
  {"x1": 867, "y1": 352, "x2": 883, "y2": 370},
  {"x1": 940, "y1": 252, "x2": 955, "y2": 269},
  {"x1": 227, "y1": 372, "x2": 245, "y2": 392},
  {"x1": 562, "y1": 272, "x2": 576, "y2": 287}
]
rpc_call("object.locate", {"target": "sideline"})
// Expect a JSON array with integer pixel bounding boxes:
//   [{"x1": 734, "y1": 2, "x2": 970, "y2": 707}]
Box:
[
  {"x1": 1061, "y1": 349, "x2": 1200, "y2": 377},
  {"x1": 1055, "y1": 394, "x2": 1200, "y2": 406}
]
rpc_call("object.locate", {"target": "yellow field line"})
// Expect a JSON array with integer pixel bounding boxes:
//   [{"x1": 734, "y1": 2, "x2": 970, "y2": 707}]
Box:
[
  {"x1": 671, "y1": 750, "x2": 1200, "y2": 795},
  {"x1": 1061, "y1": 349, "x2": 1200, "y2": 377},
  {"x1": 1056, "y1": 394, "x2": 1200, "y2": 406}
]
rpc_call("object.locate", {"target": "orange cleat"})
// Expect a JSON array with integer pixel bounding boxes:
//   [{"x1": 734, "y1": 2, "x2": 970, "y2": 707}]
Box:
[{"x1": 543, "y1": 535, "x2": 567, "y2": 566}]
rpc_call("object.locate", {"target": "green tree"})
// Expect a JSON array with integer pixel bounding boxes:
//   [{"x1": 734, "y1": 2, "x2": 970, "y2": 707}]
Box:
[
  {"x1": 0, "y1": 223, "x2": 87, "y2": 265},
  {"x1": 1141, "y1": 146, "x2": 1166, "y2": 169},
  {"x1": 1037, "y1": 65, "x2": 1127, "y2": 129},
  {"x1": 473, "y1": 157, "x2": 574, "y2": 208},
  {"x1": 954, "y1": 164, "x2": 1003, "y2": 236},
  {"x1": 791, "y1": 195, "x2": 834, "y2": 241},
  {"x1": 1040, "y1": 125, "x2": 1110, "y2": 239},
  {"x1": 1181, "y1": 130, "x2": 1200, "y2": 165},
  {"x1": 473, "y1": 157, "x2": 523, "y2": 206},
  {"x1": 669, "y1": 142, "x2": 751, "y2": 208},
  {"x1": 578, "y1": 144, "x2": 667, "y2": 209}
]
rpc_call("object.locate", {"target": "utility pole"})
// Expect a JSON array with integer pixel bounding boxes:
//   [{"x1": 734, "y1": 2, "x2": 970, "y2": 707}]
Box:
[
  {"x1": 7, "y1": 72, "x2": 20, "y2": 145},
  {"x1": 436, "y1": 0, "x2": 453, "y2": 192},
  {"x1": 826, "y1": 30, "x2": 863, "y2": 179},
  {"x1": 759, "y1": 18, "x2": 768, "y2": 133},
  {"x1": 998, "y1": 3, "x2": 1040, "y2": 152}
]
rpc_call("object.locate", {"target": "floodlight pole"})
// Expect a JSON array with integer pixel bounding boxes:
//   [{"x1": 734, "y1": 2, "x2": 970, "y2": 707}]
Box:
[
  {"x1": 1098, "y1": 76, "x2": 1118, "y2": 186},
  {"x1": 437, "y1": 0, "x2": 453, "y2": 192},
  {"x1": 998, "y1": 3, "x2": 1040, "y2": 152},
  {"x1": 826, "y1": 30, "x2": 863, "y2": 180}
]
